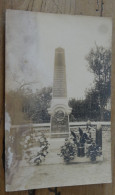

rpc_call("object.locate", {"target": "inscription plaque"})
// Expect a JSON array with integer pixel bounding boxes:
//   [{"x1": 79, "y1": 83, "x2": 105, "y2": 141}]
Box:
[{"x1": 51, "y1": 112, "x2": 69, "y2": 138}]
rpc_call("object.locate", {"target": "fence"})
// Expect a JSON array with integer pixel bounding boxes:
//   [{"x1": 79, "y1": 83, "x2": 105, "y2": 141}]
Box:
[{"x1": 11, "y1": 121, "x2": 111, "y2": 135}]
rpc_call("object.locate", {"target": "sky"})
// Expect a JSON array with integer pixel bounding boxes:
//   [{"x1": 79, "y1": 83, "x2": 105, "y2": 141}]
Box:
[{"x1": 6, "y1": 10, "x2": 112, "y2": 99}]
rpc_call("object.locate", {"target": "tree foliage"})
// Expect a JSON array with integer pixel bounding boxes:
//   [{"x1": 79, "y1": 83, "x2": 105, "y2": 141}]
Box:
[
  {"x1": 69, "y1": 45, "x2": 111, "y2": 121},
  {"x1": 24, "y1": 87, "x2": 52, "y2": 123},
  {"x1": 86, "y1": 46, "x2": 111, "y2": 82},
  {"x1": 6, "y1": 87, "x2": 52, "y2": 124},
  {"x1": 6, "y1": 45, "x2": 111, "y2": 124},
  {"x1": 86, "y1": 45, "x2": 111, "y2": 120}
]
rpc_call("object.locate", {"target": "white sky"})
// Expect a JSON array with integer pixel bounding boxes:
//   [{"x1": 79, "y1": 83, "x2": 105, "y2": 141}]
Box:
[{"x1": 6, "y1": 10, "x2": 112, "y2": 99}]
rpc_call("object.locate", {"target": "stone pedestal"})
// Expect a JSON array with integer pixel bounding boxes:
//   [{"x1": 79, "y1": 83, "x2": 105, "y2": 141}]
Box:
[{"x1": 51, "y1": 111, "x2": 69, "y2": 138}]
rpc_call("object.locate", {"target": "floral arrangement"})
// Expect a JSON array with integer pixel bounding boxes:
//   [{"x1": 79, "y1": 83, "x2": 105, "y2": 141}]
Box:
[
  {"x1": 58, "y1": 138, "x2": 77, "y2": 163},
  {"x1": 59, "y1": 127, "x2": 102, "y2": 163},
  {"x1": 24, "y1": 132, "x2": 49, "y2": 165}
]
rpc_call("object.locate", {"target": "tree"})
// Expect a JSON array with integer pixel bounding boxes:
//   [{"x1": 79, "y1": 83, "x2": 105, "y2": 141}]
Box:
[
  {"x1": 6, "y1": 86, "x2": 52, "y2": 124},
  {"x1": 85, "y1": 88, "x2": 101, "y2": 121},
  {"x1": 86, "y1": 45, "x2": 111, "y2": 120},
  {"x1": 25, "y1": 87, "x2": 52, "y2": 123},
  {"x1": 6, "y1": 89, "x2": 30, "y2": 125},
  {"x1": 69, "y1": 98, "x2": 86, "y2": 121}
]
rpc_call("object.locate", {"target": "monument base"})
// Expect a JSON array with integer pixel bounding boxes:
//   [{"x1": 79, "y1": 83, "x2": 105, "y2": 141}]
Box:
[
  {"x1": 50, "y1": 113, "x2": 69, "y2": 138},
  {"x1": 50, "y1": 133, "x2": 69, "y2": 138}
]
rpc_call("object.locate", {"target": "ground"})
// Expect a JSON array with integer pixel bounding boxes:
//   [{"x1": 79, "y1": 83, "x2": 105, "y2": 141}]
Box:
[{"x1": 6, "y1": 131, "x2": 111, "y2": 192}]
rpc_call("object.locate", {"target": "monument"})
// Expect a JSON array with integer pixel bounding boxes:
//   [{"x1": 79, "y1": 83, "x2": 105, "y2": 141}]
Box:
[{"x1": 48, "y1": 48, "x2": 72, "y2": 138}]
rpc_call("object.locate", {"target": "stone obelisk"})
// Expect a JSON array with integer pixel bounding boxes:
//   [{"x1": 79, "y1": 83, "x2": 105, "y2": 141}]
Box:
[{"x1": 48, "y1": 48, "x2": 72, "y2": 138}]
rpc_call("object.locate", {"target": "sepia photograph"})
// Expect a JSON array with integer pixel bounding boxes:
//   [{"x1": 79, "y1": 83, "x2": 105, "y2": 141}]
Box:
[{"x1": 5, "y1": 9, "x2": 112, "y2": 191}]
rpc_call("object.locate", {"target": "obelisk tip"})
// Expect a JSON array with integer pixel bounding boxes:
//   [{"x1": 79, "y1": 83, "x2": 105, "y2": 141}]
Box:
[{"x1": 55, "y1": 47, "x2": 64, "y2": 53}]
